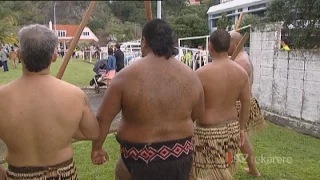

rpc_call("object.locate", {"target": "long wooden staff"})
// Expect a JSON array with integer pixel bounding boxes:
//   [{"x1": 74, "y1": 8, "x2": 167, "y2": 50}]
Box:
[
  {"x1": 144, "y1": 1, "x2": 153, "y2": 21},
  {"x1": 235, "y1": 12, "x2": 244, "y2": 32},
  {"x1": 56, "y1": 1, "x2": 97, "y2": 79},
  {"x1": 230, "y1": 32, "x2": 249, "y2": 60}
]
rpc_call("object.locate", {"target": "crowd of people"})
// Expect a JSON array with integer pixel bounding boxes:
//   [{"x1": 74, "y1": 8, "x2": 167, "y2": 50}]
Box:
[
  {"x1": 0, "y1": 19, "x2": 265, "y2": 180},
  {"x1": 0, "y1": 46, "x2": 19, "y2": 72},
  {"x1": 91, "y1": 44, "x2": 124, "y2": 87}
]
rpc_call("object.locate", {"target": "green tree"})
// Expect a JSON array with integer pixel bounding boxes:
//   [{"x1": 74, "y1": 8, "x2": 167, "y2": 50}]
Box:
[
  {"x1": 217, "y1": 12, "x2": 232, "y2": 30},
  {"x1": 171, "y1": 4, "x2": 209, "y2": 47},
  {"x1": 240, "y1": 14, "x2": 261, "y2": 34},
  {"x1": 239, "y1": 14, "x2": 261, "y2": 47},
  {"x1": 266, "y1": 0, "x2": 320, "y2": 49}
]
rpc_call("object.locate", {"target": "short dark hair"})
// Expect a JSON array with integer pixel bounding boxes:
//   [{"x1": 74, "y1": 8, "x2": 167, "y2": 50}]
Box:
[
  {"x1": 142, "y1": 19, "x2": 174, "y2": 59},
  {"x1": 209, "y1": 29, "x2": 230, "y2": 53},
  {"x1": 108, "y1": 48, "x2": 113, "y2": 55},
  {"x1": 282, "y1": 37, "x2": 289, "y2": 45},
  {"x1": 18, "y1": 24, "x2": 58, "y2": 72},
  {"x1": 115, "y1": 44, "x2": 120, "y2": 49}
]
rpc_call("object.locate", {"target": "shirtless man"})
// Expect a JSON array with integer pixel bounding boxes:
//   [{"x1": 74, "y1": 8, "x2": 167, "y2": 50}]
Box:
[
  {"x1": 91, "y1": 19, "x2": 204, "y2": 180},
  {"x1": 0, "y1": 24, "x2": 99, "y2": 180},
  {"x1": 229, "y1": 31, "x2": 264, "y2": 177},
  {"x1": 191, "y1": 29, "x2": 250, "y2": 180}
]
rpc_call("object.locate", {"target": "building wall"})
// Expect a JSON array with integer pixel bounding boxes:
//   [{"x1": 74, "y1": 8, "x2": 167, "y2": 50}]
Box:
[
  {"x1": 207, "y1": 0, "x2": 268, "y2": 32},
  {"x1": 250, "y1": 23, "x2": 320, "y2": 138}
]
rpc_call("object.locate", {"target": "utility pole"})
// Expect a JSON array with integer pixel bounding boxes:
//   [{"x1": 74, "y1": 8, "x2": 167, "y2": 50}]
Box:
[{"x1": 54, "y1": 1, "x2": 57, "y2": 33}]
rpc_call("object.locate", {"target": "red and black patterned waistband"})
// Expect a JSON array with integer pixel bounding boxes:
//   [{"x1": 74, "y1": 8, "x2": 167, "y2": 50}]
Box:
[{"x1": 116, "y1": 136, "x2": 193, "y2": 165}]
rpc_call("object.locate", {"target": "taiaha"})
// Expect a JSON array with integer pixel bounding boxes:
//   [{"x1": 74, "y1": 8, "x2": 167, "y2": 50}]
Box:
[
  {"x1": 144, "y1": 1, "x2": 153, "y2": 21},
  {"x1": 56, "y1": 1, "x2": 97, "y2": 79},
  {"x1": 230, "y1": 33, "x2": 249, "y2": 60},
  {"x1": 235, "y1": 12, "x2": 244, "y2": 32}
]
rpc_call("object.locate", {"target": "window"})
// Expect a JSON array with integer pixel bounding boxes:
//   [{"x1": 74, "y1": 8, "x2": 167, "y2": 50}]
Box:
[
  {"x1": 82, "y1": 32, "x2": 89, "y2": 36},
  {"x1": 211, "y1": 19, "x2": 218, "y2": 28},
  {"x1": 238, "y1": 8, "x2": 243, "y2": 12},
  {"x1": 226, "y1": 10, "x2": 235, "y2": 15},
  {"x1": 57, "y1": 31, "x2": 66, "y2": 37},
  {"x1": 211, "y1": 13, "x2": 221, "y2": 18},
  {"x1": 248, "y1": 3, "x2": 266, "y2": 11}
]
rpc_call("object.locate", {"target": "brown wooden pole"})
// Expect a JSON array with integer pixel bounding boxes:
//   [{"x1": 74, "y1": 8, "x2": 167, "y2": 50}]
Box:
[
  {"x1": 144, "y1": 1, "x2": 153, "y2": 21},
  {"x1": 235, "y1": 12, "x2": 244, "y2": 32},
  {"x1": 230, "y1": 32, "x2": 249, "y2": 60},
  {"x1": 56, "y1": 1, "x2": 97, "y2": 79}
]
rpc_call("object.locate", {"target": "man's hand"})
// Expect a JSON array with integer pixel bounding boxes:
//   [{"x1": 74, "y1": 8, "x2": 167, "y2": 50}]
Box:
[
  {"x1": 91, "y1": 148, "x2": 109, "y2": 165},
  {"x1": 239, "y1": 129, "x2": 246, "y2": 147},
  {"x1": 0, "y1": 165, "x2": 6, "y2": 180}
]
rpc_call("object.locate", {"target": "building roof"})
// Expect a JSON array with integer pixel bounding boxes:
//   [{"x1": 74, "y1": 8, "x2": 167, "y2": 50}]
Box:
[
  {"x1": 207, "y1": 0, "x2": 268, "y2": 14},
  {"x1": 55, "y1": 24, "x2": 88, "y2": 37}
]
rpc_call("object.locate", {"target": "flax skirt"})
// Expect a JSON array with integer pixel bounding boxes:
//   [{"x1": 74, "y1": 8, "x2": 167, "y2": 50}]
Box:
[
  {"x1": 6, "y1": 158, "x2": 78, "y2": 180},
  {"x1": 191, "y1": 119, "x2": 240, "y2": 180},
  {"x1": 236, "y1": 97, "x2": 266, "y2": 137}
]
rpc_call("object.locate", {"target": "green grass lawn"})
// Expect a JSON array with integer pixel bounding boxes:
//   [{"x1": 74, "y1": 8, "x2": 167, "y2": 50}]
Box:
[
  {"x1": 0, "y1": 58, "x2": 95, "y2": 86},
  {"x1": 73, "y1": 122, "x2": 320, "y2": 180},
  {"x1": 1, "y1": 59, "x2": 320, "y2": 179}
]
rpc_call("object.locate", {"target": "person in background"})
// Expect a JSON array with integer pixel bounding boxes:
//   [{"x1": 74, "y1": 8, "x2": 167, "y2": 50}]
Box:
[
  {"x1": 281, "y1": 37, "x2": 291, "y2": 51},
  {"x1": 229, "y1": 31, "x2": 264, "y2": 177},
  {"x1": 0, "y1": 46, "x2": 9, "y2": 72},
  {"x1": 106, "y1": 48, "x2": 117, "y2": 81},
  {"x1": 182, "y1": 50, "x2": 192, "y2": 68},
  {"x1": 9, "y1": 46, "x2": 18, "y2": 69},
  {"x1": 114, "y1": 44, "x2": 124, "y2": 72}
]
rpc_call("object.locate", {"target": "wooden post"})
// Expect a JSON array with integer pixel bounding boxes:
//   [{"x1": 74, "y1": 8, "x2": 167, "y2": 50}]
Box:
[
  {"x1": 144, "y1": 1, "x2": 153, "y2": 21},
  {"x1": 56, "y1": 1, "x2": 97, "y2": 79},
  {"x1": 235, "y1": 12, "x2": 244, "y2": 32},
  {"x1": 230, "y1": 33, "x2": 249, "y2": 60}
]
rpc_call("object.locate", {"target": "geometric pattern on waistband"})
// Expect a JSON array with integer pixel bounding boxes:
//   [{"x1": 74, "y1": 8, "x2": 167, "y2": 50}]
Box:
[{"x1": 121, "y1": 140, "x2": 193, "y2": 164}]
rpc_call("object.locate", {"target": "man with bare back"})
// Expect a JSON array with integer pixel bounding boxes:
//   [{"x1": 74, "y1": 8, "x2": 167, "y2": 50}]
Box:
[
  {"x1": 91, "y1": 19, "x2": 204, "y2": 180},
  {"x1": 229, "y1": 31, "x2": 264, "y2": 177},
  {"x1": 191, "y1": 29, "x2": 251, "y2": 180},
  {"x1": 0, "y1": 24, "x2": 99, "y2": 180}
]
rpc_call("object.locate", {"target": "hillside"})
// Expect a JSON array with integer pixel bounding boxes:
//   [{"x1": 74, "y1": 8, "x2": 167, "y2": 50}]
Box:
[{"x1": 0, "y1": 0, "x2": 219, "y2": 46}]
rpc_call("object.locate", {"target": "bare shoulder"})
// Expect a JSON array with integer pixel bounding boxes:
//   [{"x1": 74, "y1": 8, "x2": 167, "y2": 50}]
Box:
[
  {"x1": 234, "y1": 52, "x2": 252, "y2": 75},
  {"x1": 0, "y1": 80, "x2": 18, "y2": 95},
  {"x1": 232, "y1": 61, "x2": 249, "y2": 82},
  {"x1": 54, "y1": 78, "x2": 86, "y2": 98}
]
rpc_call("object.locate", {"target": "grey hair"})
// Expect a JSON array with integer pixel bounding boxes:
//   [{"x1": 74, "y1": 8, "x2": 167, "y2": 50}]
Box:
[{"x1": 18, "y1": 24, "x2": 58, "y2": 72}]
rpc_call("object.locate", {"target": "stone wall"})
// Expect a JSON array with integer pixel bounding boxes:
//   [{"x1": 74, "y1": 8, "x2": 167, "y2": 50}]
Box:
[{"x1": 250, "y1": 23, "x2": 320, "y2": 138}]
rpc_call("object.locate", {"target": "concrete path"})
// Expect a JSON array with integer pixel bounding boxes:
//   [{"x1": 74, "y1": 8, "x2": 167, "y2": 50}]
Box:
[{"x1": 0, "y1": 88, "x2": 121, "y2": 163}]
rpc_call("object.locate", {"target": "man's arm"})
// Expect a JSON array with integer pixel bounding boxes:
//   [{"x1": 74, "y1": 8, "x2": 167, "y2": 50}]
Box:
[
  {"x1": 238, "y1": 77, "x2": 251, "y2": 130},
  {"x1": 92, "y1": 75, "x2": 123, "y2": 150},
  {"x1": 73, "y1": 93, "x2": 100, "y2": 140},
  {"x1": 192, "y1": 71, "x2": 205, "y2": 122},
  {"x1": 0, "y1": 164, "x2": 6, "y2": 179}
]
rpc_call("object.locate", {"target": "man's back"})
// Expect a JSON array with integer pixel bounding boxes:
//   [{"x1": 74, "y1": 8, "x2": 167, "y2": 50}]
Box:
[
  {"x1": 235, "y1": 51, "x2": 254, "y2": 94},
  {"x1": 196, "y1": 59, "x2": 249, "y2": 125},
  {"x1": 0, "y1": 76, "x2": 92, "y2": 166},
  {"x1": 116, "y1": 55, "x2": 202, "y2": 143}
]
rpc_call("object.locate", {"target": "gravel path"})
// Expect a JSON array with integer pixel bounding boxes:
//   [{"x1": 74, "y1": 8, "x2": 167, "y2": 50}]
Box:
[{"x1": 0, "y1": 88, "x2": 121, "y2": 163}]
